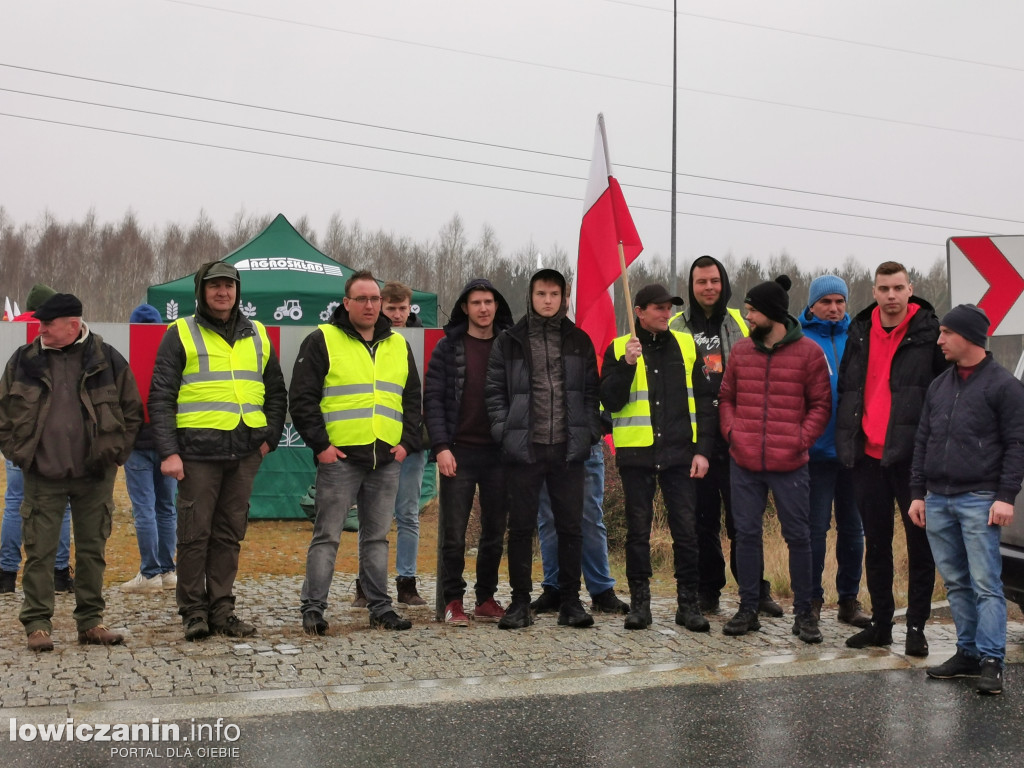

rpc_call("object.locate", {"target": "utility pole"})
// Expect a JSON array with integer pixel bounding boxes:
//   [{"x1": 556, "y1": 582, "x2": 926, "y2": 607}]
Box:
[{"x1": 670, "y1": 0, "x2": 678, "y2": 295}]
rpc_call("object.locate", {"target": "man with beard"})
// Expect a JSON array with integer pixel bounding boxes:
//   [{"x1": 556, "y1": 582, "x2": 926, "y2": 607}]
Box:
[{"x1": 718, "y1": 276, "x2": 832, "y2": 642}]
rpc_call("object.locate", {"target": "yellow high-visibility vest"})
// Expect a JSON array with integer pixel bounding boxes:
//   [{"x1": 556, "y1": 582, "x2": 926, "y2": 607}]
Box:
[
  {"x1": 319, "y1": 324, "x2": 408, "y2": 447},
  {"x1": 610, "y1": 330, "x2": 698, "y2": 448},
  {"x1": 175, "y1": 317, "x2": 270, "y2": 431}
]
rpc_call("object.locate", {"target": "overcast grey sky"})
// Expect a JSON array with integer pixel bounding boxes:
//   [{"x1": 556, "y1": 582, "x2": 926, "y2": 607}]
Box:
[{"x1": 2, "y1": 0, "x2": 1023, "y2": 276}]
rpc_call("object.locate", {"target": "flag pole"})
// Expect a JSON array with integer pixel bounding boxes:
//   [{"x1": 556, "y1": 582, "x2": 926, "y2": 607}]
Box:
[{"x1": 618, "y1": 241, "x2": 636, "y2": 338}]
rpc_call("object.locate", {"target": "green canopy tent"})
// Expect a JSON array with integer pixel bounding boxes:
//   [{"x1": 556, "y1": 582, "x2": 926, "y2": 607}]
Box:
[{"x1": 147, "y1": 213, "x2": 438, "y2": 327}]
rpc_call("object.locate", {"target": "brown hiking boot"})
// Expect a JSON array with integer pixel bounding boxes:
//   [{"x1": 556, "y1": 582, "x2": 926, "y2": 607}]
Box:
[
  {"x1": 396, "y1": 576, "x2": 427, "y2": 606},
  {"x1": 352, "y1": 578, "x2": 368, "y2": 608},
  {"x1": 28, "y1": 629, "x2": 54, "y2": 652},
  {"x1": 837, "y1": 598, "x2": 871, "y2": 628},
  {"x1": 78, "y1": 625, "x2": 125, "y2": 646}
]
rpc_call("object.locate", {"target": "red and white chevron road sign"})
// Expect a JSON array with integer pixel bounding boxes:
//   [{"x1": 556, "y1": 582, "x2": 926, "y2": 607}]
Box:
[{"x1": 947, "y1": 236, "x2": 1024, "y2": 336}]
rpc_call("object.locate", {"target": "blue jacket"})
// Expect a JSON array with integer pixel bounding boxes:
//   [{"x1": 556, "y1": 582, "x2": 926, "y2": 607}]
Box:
[{"x1": 799, "y1": 308, "x2": 850, "y2": 462}]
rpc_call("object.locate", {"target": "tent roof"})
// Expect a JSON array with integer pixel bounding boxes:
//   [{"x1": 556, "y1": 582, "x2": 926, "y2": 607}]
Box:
[{"x1": 147, "y1": 214, "x2": 437, "y2": 326}]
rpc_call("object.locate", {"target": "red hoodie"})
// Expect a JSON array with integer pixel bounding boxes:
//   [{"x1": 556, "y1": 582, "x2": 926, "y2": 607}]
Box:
[{"x1": 862, "y1": 303, "x2": 920, "y2": 459}]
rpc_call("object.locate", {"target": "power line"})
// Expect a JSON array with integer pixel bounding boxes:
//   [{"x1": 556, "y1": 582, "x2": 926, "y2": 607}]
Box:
[
  {"x1": 601, "y1": 0, "x2": 1024, "y2": 74},
  {"x1": 155, "y1": 3, "x2": 1024, "y2": 144},
  {"x1": 0, "y1": 110, "x2": 946, "y2": 248},
  {"x1": 1, "y1": 86, "x2": 998, "y2": 235},
  {"x1": 3, "y1": 62, "x2": 1021, "y2": 226}
]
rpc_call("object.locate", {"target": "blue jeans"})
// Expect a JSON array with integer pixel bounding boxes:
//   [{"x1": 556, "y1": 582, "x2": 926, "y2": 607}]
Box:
[
  {"x1": 730, "y1": 459, "x2": 813, "y2": 615},
  {"x1": 925, "y1": 491, "x2": 1006, "y2": 662},
  {"x1": 808, "y1": 460, "x2": 864, "y2": 602},
  {"x1": 124, "y1": 449, "x2": 178, "y2": 578},
  {"x1": 301, "y1": 459, "x2": 400, "y2": 619},
  {"x1": 537, "y1": 443, "x2": 615, "y2": 597},
  {"x1": 393, "y1": 450, "x2": 426, "y2": 578},
  {"x1": 2, "y1": 459, "x2": 71, "y2": 572}
]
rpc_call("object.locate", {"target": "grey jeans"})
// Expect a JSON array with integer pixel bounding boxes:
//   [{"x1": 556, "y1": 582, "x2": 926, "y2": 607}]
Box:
[{"x1": 300, "y1": 458, "x2": 400, "y2": 619}]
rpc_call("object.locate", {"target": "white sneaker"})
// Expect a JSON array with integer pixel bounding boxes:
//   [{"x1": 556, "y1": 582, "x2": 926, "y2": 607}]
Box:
[
  {"x1": 121, "y1": 572, "x2": 163, "y2": 593},
  {"x1": 161, "y1": 572, "x2": 177, "y2": 589}
]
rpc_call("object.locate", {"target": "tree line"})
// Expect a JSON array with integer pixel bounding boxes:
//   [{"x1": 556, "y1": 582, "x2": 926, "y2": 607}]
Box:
[{"x1": 6, "y1": 206, "x2": 1015, "y2": 366}]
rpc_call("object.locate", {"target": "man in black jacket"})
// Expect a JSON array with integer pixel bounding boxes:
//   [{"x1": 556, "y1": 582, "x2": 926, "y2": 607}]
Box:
[
  {"x1": 485, "y1": 269, "x2": 601, "y2": 630},
  {"x1": 290, "y1": 271, "x2": 421, "y2": 634},
  {"x1": 424, "y1": 278, "x2": 514, "y2": 626},
  {"x1": 836, "y1": 261, "x2": 946, "y2": 655},
  {"x1": 909, "y1": 304, "x2": 1024, "y2": 695},
  {"x1": 601, "y1": 284, "x2": 715, "y2": 631},
  {"x1": 150, "y1": 261, "x2": 288, "y2": 641}
]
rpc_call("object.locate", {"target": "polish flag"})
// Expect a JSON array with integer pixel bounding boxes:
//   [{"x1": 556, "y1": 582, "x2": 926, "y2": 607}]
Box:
[
  {"x1": 571, "y1": 114, "x2": 643, "y2": 368},
  {"x1": 2, "y1": 296, "x2": 12, "y2": 321}
]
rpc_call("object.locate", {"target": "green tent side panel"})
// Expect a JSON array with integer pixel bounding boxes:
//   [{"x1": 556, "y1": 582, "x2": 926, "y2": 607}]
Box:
[
  {"x1": 147, "y1": 214, "x2": 437, "y2": 327},
  {"x1": 249, "y1": 446, "x2": 316, "y2": 519}
]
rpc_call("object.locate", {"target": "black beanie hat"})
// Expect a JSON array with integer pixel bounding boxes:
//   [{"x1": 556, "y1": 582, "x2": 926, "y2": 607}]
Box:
[
  {"x1": 940, "y1": 304, "x2": 990, "y2": 348},
  {"x1": 744, "y1": 275, "x2": 792, "y2": 323}
]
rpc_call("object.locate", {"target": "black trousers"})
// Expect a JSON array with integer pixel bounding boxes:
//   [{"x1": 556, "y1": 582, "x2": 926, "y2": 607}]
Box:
[
  {"x1": 853, "y1": 456, "x2": 935, "y2": 627},
  {"x1": 438, "y1": 445, "x2": 507, "y2": 604},
  {"x1": 619, "y1": 464, "x2": 698, "y2": 590},
  {"x1": 504, "y1": 444, "x2": 584, "y2": 604}
]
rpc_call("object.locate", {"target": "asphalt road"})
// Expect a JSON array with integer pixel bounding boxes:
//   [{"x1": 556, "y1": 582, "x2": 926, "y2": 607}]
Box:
[{"x1": 6, "y1": 665, "x2": 1019, "y2": 768}]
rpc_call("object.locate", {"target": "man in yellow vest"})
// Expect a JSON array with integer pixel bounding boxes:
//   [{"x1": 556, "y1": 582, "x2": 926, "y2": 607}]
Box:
[
  {"x1": 150, "y1": 261, "x2": 287, "y2": 641},
  {"x1": 670, "y1": 255, "x2": 783, "y2": 618},
  {"x1": 602, "y1": 284, "x2": 716, "y2": 631},
  {"x1": 290, "y1": 270, "x2": 422, "y2": 633}
]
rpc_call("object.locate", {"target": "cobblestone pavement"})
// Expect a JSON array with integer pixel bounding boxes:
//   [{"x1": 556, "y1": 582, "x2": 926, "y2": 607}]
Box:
[{"x1": 1, "y1": 574, "x2": 1021, "y2": 718}]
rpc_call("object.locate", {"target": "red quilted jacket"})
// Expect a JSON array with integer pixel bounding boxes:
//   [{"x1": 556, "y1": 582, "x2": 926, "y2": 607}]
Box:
[{"x1": 719, "y1": 321, "x2": 832, "y2": 473}]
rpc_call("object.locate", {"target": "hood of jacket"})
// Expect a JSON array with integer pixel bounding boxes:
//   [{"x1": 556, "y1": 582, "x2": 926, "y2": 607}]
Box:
[
  {"x1": 686, "y1": 255, "x2": 733, "y2": 325},
  {"x1": 444, "y1": 278, "x2": 514, "y2": 337}
]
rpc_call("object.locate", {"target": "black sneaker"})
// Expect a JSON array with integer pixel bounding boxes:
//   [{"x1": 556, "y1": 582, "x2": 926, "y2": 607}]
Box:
[
  {"x1": 905, "y1": 625, "x2": 929, "y2": 657},
  {"x1": 53, "y1": 566, "x2": 74, "y2": 593},
  {"x1": 184, "y1": 616, "x2": 210, "y2": 642},
  {"x1": 369, "y1": 610, "x2": 412, "y2": 631},
  {"x1": 212, "y1": 615, "x2": 256, "y2": 638},
  {"x1": 927, "y1": 649, "x2": 982, "y2": 679},
  {"x1": 530, "y1": 587, "x2": 561, "y2": 614},
  {"x1": 723, "y1": 608, "x2": 761, "y2": 636},
  {"x1": 590, "y1": 588, "x2": 629, "y2": 615},
  {"x1": 792, "y1": 612, "x2": 823, "y2": 644},
  {"x1": 0, "y1": 570, "x2": 15, "y2": 593},
  {"x1": 845, "y1": 621, "x2": 893, "y2": 649},
  {"x1": 498, "y1": 601, "x2": 533, "y2": 630},
  {"x1": 302, "y1": 610, "x2": 329, "y2": 636},
  {"x1": 558, "y1": 600, "x2": 595, "y2": 628},
  {"x1": 977, "y1": 658, "x2": 1003, "y2": 695}
]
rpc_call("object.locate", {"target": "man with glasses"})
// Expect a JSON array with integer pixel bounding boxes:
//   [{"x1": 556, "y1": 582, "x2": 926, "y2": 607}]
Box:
[{"x1": 291, "y1": 270, "x2": 422, "y2": 633}]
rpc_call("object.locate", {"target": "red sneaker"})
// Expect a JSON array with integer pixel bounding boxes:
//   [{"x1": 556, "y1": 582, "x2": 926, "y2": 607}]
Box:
[
  {"x1": 473, "y1": 597, "x2": 505, "y2": 623},
  {"x1": 444, "y1": 600, "x2": 469, "y2": 627}
]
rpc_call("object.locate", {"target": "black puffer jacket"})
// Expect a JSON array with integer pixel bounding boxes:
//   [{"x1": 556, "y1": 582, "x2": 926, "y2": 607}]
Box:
[
  {"x1": 835, "y1": 296, "x2": 947, "y2": 468},
  {"x1": 600, "y1": 327, "x2": 717, "y2": 469},
  {"x1": 149, "y1": 262, "x2": 288, "y2": 462},
  {"x1": 485, "y1": 314, "x2": 600, "y2": 464},
  {"x1": 423, "y1": 278, "x2": 514, "y2": 457},
  {"x1": 911, "y1": 355, "x2": 1024, "y2": 503}
]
